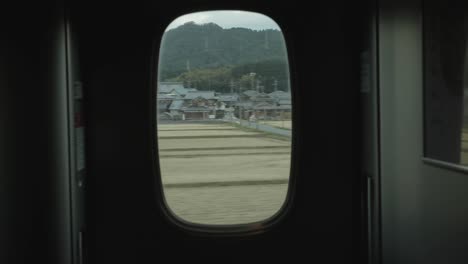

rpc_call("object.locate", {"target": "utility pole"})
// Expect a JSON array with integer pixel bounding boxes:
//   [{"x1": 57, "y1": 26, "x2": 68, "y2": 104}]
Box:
[
  {"x1": 250, "y1": 72, "x2": 256, "y2": 91},
  {"x1": 230, "y1": 79, "x2": 234, "y2": 94},
  {"x1": 186, "y1": 59, "x2": 191, "y2": 88},
  {"x1": 238, "y1": 86, "x2": 242, "y2": 124}
]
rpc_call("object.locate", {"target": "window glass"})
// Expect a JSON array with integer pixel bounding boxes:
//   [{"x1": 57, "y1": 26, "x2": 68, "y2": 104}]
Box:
[
  {"x1": 156, "y1": 11, "x2": 292, "y2": 225},
  {"x1": 424, "y1": 1, "x2": 468, "y2": 165}
]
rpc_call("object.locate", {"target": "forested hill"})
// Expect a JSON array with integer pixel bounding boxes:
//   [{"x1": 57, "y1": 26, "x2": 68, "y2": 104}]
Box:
[{"x1": 159, "y1": 22, "x2": 288, "y2": 80}]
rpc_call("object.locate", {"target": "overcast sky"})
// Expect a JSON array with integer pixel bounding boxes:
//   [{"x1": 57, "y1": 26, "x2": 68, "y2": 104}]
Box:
[{"x1": 165, "y1": 11, "x2": 281, "y2": 31}]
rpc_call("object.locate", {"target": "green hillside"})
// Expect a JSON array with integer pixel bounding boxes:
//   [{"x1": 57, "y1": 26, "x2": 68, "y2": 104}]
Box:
[{"x1": 158, "y1": 22, "x2": 289, "y2": 84}]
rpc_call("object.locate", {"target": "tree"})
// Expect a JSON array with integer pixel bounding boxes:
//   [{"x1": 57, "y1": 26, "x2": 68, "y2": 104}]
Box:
[
  {"x1": 239, "y1": 74, "x2": 256, "y2": 91},
  {"x1": 174, "y1": 67, "x2": 233, "y2": 92},
  {"x1": 159, "y1": 22, "x2": 287, "y2": 80}
]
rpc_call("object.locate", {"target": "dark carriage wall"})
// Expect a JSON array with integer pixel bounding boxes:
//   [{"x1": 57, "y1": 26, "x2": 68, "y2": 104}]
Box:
[
  {"x1": 1, "y1": 2, "x2": 73, "y2": 264},
  {"x1": 0, "y1": 1, "x2": 366, "y2": 263},
  {"x1": 78, "y1": 0, "x2": 364, "y2": 263}
]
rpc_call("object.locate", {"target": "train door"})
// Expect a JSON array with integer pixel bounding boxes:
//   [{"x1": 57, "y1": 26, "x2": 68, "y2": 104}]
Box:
[
  {"x1": 368, "y1": 0, "x2": 468, "y2": 263},
  {"x1": 72, "y1": 0, "x2": 367, "y2": 263}
]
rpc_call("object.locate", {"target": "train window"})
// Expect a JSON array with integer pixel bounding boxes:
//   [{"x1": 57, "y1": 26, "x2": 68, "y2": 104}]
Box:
[
  {"x1": 423, "y1": 2, "x2": 468, "y2": 166},
  {"x1": 156, "y1": 11, "x2": 292, "y2": 226}
]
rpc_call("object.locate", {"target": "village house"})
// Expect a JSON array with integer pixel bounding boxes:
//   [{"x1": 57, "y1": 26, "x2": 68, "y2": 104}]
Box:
[
  {"x1": 160, "y1": 91, "x2": 217, "y2": 120},
  {"x1": 217, "y1": 94, "x2": 239, "y2": 107},
  {"x1": 182, "y1": 97, "x2": 215, "y2": 120},
  {"x1": 158, "y1": 81, "x2": 197, "y2": 96},
  {"x1": 157, "y1": 82, "x2": 291, "y2": 121}
]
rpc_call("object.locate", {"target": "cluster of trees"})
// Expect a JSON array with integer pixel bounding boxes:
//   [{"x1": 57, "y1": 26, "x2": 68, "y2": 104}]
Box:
[
  {"x1": 167, "y1": 59, "x2": 290, "y2": 93},
  {"x1": 159, "y1": 22, "x2": 290, "y2": 93}
]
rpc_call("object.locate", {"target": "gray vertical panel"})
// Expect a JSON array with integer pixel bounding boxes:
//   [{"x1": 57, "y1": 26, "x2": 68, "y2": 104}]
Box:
[
  {"x1": 362, "y1": 2, "x2": 381, "y2": 263},
  {"x1": 379, "y1": 1, "x2": 468, "y2": 264},
  {"x1": 419, "y1": 164, "x2": 468, "y2": 263},
  {"x1": 379, "y1": 1, "x2": 424, "y2": 263},
  {"x1": 50, "y1": 5, "x2": 74, "y2": 264},
  {"x1": 66, "y1": 19, "x2": 86, "y2": 264}
]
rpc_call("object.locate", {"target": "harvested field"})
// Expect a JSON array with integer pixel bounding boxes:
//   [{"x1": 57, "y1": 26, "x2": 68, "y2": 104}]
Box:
[{"x1": 157, "y1": 122, "x2": 291, "y2": 225}]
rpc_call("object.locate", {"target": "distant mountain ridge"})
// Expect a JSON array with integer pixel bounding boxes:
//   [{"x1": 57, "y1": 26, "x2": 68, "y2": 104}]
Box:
[{"x1": 159, "y1": 22, "x2": 288, "y2": 80}]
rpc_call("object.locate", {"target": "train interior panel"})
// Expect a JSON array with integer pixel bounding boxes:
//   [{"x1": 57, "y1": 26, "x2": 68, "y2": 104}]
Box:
[{"x1": 2, "y1": 0, "x2": 468, "y2": 263}]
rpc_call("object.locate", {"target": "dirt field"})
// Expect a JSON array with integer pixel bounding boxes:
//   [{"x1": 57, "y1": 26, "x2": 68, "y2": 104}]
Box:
[
  {"x1": 158, "y1": 135, "x2": 288, "y2": 150},
  {"x1": 157, "y1": 122, "x2": 291, "y2": 225},
  {"x1": 158, "y1": 129, "x2": 263, "y2": 137},
  {"x1": 164, "y1": 184, "x2": 289, "y2": 225}
]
